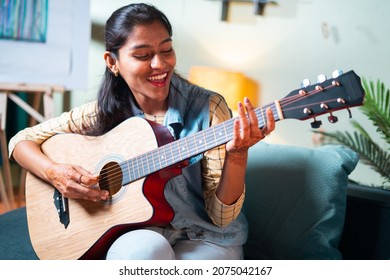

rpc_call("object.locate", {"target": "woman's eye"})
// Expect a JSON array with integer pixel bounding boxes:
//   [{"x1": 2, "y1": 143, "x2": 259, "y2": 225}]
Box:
[
  {"x1": 134, "y1": 54, "x2": 150, "y2": 60},
  {"x1": 162, "y1": 48, "x2": 172, "y2": 53}
]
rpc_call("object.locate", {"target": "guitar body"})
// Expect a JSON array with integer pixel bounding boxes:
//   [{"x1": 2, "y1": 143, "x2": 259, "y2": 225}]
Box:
[{"x1": 25, "y1": 117, "x2": 180, "y2": 260}]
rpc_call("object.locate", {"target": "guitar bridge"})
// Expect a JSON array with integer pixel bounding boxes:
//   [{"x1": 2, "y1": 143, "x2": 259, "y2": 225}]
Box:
[{"x1": 53, "y1": 189, "x2": 70, "y2": 228}]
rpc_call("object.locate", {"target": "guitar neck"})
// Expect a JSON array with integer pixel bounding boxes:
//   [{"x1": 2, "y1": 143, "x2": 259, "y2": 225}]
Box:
[{"x1": 120, "y1": 104, "x2": 281, "y2": 185}]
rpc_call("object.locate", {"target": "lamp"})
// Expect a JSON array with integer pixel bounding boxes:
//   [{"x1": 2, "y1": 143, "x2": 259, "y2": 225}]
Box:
[{"x1": 188, "y1": 66, "x2": 259, "y2": 113}]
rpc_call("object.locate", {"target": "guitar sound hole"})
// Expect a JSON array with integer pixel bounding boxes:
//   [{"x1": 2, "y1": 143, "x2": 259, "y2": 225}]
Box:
[{"x1": 99, "y1": 162, "x2": 123, "y2": 196}]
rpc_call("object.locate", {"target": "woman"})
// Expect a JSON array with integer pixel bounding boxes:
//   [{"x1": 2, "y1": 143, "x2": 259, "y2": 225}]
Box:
[{"x1": 9, "y1": 3, "x2": 275, "y2": 260}]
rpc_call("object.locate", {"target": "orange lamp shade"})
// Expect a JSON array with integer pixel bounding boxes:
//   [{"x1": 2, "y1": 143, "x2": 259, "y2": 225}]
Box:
[{"x1": 188, "y1": 66, "x2": 259, "y2": 111}]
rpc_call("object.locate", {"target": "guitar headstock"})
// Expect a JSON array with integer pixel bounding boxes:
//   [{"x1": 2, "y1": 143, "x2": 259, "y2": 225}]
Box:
[{"x1": 280, "y1": 70, "x2": 365, "y2": 128}]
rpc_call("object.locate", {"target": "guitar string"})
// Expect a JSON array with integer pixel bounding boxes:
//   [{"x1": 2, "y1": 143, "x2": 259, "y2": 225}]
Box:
[{"x1": 97, "y1": 83, "x2": 341, "y2": 191}]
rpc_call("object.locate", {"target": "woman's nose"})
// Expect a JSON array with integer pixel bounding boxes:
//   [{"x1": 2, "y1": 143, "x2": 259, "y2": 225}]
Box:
[{"x1": 150, "y1": 54, "x2": 165, "y2": 69}]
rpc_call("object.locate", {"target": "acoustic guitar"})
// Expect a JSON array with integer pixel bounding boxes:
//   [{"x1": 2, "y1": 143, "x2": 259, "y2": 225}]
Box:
[{"x1": 25, "y1": 70, "x2": 365, "y2": 259}]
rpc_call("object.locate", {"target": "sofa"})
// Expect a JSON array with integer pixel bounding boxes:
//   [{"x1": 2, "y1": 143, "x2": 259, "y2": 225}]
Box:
[{"x1": 0, "y1": 142, "x2": 388, "y2": 260}]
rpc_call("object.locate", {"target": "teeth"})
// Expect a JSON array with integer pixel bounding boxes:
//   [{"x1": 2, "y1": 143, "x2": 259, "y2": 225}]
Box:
[{"x1": 148, "y1": 73, "x2": 167, "y2": 81}]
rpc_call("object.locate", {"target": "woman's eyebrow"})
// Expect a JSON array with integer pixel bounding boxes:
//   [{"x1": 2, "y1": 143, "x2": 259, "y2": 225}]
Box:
[{"x1": 130, "y1": 37, "x2": 172, "y2": 50}]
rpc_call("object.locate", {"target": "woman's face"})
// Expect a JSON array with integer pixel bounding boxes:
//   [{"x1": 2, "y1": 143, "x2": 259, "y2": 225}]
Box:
[{"x1": 115, "y1": 20, "x2": 176, "y2": 107}]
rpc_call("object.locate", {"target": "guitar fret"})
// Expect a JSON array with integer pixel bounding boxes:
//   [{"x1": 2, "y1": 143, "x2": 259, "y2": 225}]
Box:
[
  {"x1": 255, "y1": 108, "x2": 266, "y2": 129},
  {"x1": 167, "y1": 142, "x2": 174, "y2": 165},
  {"x1": 160, "y1": 145, "x2": 174, "y2": 168},
  {"x1": 194, "y1": 132, "x2": 207, "y2": 154},
  {"x1": 204, "y1": 127, "x2": 218, "y2": 150},
  {"x1": 144, "y1": 151, "x2": 154, "y2": 174},
  {"x1": 136, "y1": 156, "x2": 142, "y2": 179},
  {"x1": 121, "y1": 161, "x2": 129, "y2": 184},
  {"x1": 210, "y1": 126, "x2": 218, "y2": 148},
  {"x1": 138, "y1": 154, "x2": 145, "y2": 178},
  {"x1": 156, "y1": 146, "x2": 164, "y2": 171},
  {"x1": 129, "y1": 160, "x2": 135, "y2": 182},
  {"x1": 141, "y1": 153, "x2": 149, "y2": 177},
  {"x1": 172, "y1": 140, "x2": 181, "y2": 162},
  {"x1": 122, "y1": 158, "x2": 133, "y2": 183},
  {"x1": 178, "y1": 137, "x2": 190, "y2": 160},
  {"x1": 171, "y1": 141, "x2": 182, "y2": 164},
  {"x1": 139, "y1": 154, "x2": 147, "y2": 177},
  {"x1": 133, "y1": 158, "x2": 139, "y2": 180},
  {"x1": 129, "y1": 158, "x2": 136, "y2": 180},
  {"x1": 163, "y1": 144, "x2": 174, "y2": 167},
  {"x1": 215, "y1": 127, "x2": 225, "y2": 145},
  {"x1": 221, "y1": 122, "x2": 230, "y2": 143},
  {"x1": 260, "y1": 108, "x2": 266, "y2": 128},
  {"x1": 185, "y1": 135, "x2": 196, "y2": 157},
  {"x1": 151, "y1": 150, "x2": 157, "y2": 173},
  {"x1": 167, "y1": 145, "x2": 174, "y2": 166},
  {"x1": 202, "y1": 130, "x2": 212, "y2": 151},
  {"x1": 212, "y1": 126, "x2": 223, "y2": 147}
]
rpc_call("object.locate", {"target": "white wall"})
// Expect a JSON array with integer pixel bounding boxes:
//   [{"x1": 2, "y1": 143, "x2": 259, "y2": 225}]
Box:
[{"x1": 74, "y1": 0, "x2": 390, "y2": 187}]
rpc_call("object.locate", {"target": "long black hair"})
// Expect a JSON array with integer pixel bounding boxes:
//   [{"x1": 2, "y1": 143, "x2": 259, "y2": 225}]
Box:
[{"x1": 88, "y1": 3, "x2": 173, "y2": 136}]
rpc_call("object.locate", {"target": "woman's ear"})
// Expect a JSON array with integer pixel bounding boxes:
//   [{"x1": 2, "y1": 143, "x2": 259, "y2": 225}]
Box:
[{"x1": 104, "y1": 51, "x2": 119, "y2": 76}]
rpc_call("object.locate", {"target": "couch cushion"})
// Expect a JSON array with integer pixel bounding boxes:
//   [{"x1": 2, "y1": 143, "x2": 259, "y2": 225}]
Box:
[
  {"x1": 243, "y1": 143, "x2": 359, "y2": 259},
  {"x1": 0, "y1": 207, "x2": 38, "y2": 260}
]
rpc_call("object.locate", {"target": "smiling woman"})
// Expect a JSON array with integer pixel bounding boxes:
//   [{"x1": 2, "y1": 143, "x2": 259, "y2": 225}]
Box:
[
  {"x1": 8, "y1": 2, "x2": 275, "y2": 260},
  {"x1": 103, "y1": 20, "x2": 176, "y2": 117}
]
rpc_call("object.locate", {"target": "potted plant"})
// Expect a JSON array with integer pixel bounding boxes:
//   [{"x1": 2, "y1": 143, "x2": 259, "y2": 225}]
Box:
[
  {"x1": 315, "y1": 77, "x2": 389, "y2": 188},
  {"x1": 314, "y1": 77, "x2": 390, "y2": 259}
]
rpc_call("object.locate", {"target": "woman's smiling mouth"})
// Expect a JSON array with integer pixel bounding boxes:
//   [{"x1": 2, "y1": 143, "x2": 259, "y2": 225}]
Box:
[{"x1": 147, "y1": 72, "x2": 168, "y2": 83}]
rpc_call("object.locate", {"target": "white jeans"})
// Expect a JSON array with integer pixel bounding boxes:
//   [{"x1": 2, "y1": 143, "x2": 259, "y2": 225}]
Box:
[{"x1": 106, "y1": 228, "x2": 244, "y2": 260}]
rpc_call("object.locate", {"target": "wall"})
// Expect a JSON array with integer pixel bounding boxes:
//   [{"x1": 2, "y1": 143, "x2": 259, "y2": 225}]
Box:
[
  {"x1": 74, "y1": 0, "x2": 390, "y2": 186},
  {"x1": 0, "y1": 0, "x2": 90, "y2": 90}
]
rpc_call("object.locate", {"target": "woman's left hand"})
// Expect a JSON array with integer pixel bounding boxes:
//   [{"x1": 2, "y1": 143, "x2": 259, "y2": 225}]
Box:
[{"x1": 226, "y1": 97, "x2": 275, "y2": 158}]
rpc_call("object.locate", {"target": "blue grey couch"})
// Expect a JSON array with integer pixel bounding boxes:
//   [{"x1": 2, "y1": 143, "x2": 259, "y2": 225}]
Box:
[{"x1": 1, "y1": 142, "x2": 387, "y2": 260}]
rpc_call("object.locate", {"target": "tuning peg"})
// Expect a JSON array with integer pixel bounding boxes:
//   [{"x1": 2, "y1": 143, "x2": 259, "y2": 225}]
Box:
[
  {"x1": 311, "y1": 119, "x2": 323, "y2": 129},
  {"x1": 336, "y1": 98, "x2": 353, "y2": 118},
  {"x1": 317, "y1": 74, "x2": 327, "y2": 83},
  {"x1": 301, "y1": 79, "x2": 311, "y2": 88},
  {"x1": 320, "y1": 102, "x2": 339, "y2": 123},
  {"x1": 332, "y1": 69, "x2": 343, "y2": 78},
  {"x1": 304, "y1": 108, "x2": 322, "y2": 128},
  {"x1": 328, "y1": 113, "x2": 338, "y2": 123}
]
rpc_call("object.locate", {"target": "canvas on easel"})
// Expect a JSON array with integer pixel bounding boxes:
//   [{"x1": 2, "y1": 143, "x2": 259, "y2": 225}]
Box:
[
  {"x1": 0, "y1": 0, "x2": 90, "y2": 210},
  {"x1": 0, "y1": 0, "x2": 90, "y2": 89}
]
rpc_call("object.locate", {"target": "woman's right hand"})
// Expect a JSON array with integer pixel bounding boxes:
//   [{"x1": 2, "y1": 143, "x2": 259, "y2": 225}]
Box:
[
  {"x1": 45, "y1": 162, "x2": 110, "y2": 202},
  {"x1": 12, "y1": 140, "x2": 109, "y2": 202}
]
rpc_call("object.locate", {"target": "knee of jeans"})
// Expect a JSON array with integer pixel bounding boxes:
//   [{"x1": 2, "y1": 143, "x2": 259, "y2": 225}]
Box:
[{"x1": 106, "y1": 229, "x2": 175, "y2": 260}]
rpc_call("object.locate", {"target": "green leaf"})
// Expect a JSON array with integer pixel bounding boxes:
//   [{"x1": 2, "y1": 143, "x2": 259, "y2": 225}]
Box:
[{"x1": 361, "y1": 78, "x2": 390, "y2": 144}]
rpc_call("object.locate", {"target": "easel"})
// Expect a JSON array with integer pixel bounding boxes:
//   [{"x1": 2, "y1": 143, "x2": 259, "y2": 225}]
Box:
[{"x1": 0, "y1": 83, "x2": 64, "y2": 211}]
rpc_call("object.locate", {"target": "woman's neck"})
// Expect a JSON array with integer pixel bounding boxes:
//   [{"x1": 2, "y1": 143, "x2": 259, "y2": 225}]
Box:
[{"x1": 135, "y1": 96, "x2": 168, "y2": 117}]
